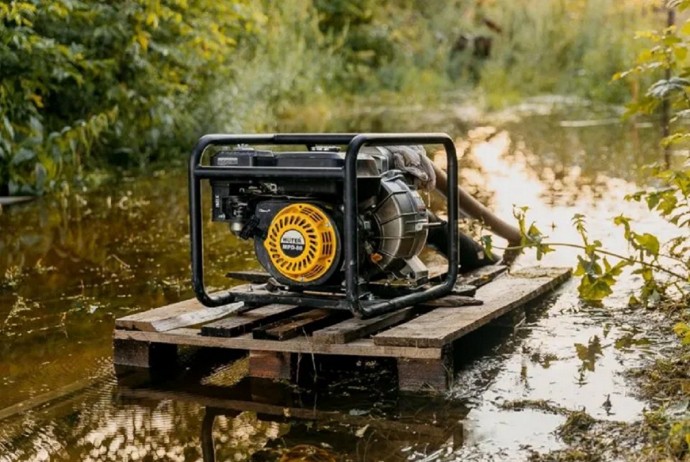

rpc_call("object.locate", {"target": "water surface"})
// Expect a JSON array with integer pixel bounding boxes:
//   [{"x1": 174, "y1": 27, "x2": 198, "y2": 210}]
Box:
[{"x1": 0, "y1": 99, "x2": 676, "y2": 461}]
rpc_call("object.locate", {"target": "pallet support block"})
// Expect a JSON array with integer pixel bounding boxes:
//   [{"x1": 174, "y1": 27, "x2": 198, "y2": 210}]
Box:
[
  {"x1": 397, "y1": 346, "x2": 453, "y2": 392},
  {"x1": 113, "y1": 338, "x2": 178, "y2": 368},
  {"x1": 248, "y1": 350, "x2": 293, "y2": 380}
]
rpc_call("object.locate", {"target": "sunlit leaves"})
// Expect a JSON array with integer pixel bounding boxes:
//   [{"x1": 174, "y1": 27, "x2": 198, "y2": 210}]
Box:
[
  {"x1": 668, "y1": 0, "x2": 690, "y2": 11},
  {"x1": 673, "y1": 322, "x2": 690, "y2": 345},
  {"x1": 568, "y1": 214, "x2": 630, "y2": 301},
  {"x1": 0, "y1": 0, "x2": 255, "y2": 194},
  {"x1": 513, "y1": 206, "x2": 554, "y2": 261},
  {"x1": 611, "y1": 6, "x2": 690, "y2": 309}
]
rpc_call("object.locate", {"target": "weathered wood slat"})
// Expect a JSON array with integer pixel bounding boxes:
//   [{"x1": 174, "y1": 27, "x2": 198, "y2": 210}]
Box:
[
  {"x1": 449, "y1": 284, "x2": 477, "y2": 296},
  {"x1": 252, "y1": 309, "x2": 340, "y2": 340},
  {"x1": 112, "y1": 328, "x2": 444, "y2": 359},
  {"x1": 308, "y1": 265, "x2": 504, "y2": 345},
  {"x1": 311, "y1": 306, "x2": 422, "y2": 344},
  {"x1": 418, "y1": 295, "x2": 482, "y2": 308},
  {"x1": 113, "y1": 339, "x2": 177, "y2": 368},
  {"x1": 397, "y1": 354, "x2": 453, "y2": 392},
  {"x1": 201, "y1": 304, "x2": 303, "y2": 338},
  {"x1": 373, "y1": 267, "x2": 571, "y2": 348},
  {"x1": 308, "y1": 294, "x2": 481, "y2": 345},
  {"x1": 116, "y1": 299, "x2": 243, "y2": 332}
]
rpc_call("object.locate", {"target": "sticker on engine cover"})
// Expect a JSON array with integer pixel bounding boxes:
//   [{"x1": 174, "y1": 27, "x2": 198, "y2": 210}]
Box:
[{"x1": 280, "y1": 230, "x2": 305, "y2": 257}]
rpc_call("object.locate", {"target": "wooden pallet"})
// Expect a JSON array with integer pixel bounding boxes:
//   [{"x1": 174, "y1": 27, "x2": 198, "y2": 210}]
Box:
[{"x1": 113, "y1": 265, "x2": 570, "y2": 392}]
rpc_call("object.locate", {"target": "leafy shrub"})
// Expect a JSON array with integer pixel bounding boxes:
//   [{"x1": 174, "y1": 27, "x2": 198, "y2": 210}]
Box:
[
  {"x1": 476, "y1": 0, "x2": 658, "y2": 107},
  {"x1": 0, "y1": 0, "x2": 254, "y2": 194}
]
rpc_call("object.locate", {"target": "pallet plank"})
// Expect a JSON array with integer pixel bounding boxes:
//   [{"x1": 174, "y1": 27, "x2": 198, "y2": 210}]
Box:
[
  {"x1": 112, "y1": 328, "x2": 443, "y2": 359},
  {"x1": 112, "y1": 338, "x2": 178, "y2": 367},
  {"x1": 397, "y1": 356, "x2": 453, "y2": 392},
  {"x1": 418, "y1": 295, "x2": 483, "y2": 308},
  {"x1": 309, "y1": 266, "x2": 506, "y2": 345},
  {"x1": 312, "y1": 306, "x2": 422, "y2": 344},
  {"x1": 373, "y1": 267, "x2": 571, "y2": 348},
  {"x1": 116, "y1": 299, "x2": 243, "y2": 332},
  {"x1": 253, "y1": 309, "x2": 340, "y2": 340},
  {"x1": 201, "y1": 304, "x2": 303, "y2": 338}
]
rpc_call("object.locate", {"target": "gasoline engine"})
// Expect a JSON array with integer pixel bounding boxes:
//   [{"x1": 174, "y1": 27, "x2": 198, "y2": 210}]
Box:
[
  {"x1": 210, "y1": 145, "x2": 436, "y2": 287},
  {"x1": 189, "y1": 134, "x2": 460, "y2": 317}
]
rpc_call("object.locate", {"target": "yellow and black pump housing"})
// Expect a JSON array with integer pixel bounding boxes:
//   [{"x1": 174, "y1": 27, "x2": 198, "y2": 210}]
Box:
[{"x1": 188, "y1": 133, "x2": 459, "y2": 318}]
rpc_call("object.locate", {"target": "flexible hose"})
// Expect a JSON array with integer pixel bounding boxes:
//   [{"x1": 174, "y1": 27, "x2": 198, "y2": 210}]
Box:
[{"x1": 432, "y1": 163, "x2": 522, "y2": 246}]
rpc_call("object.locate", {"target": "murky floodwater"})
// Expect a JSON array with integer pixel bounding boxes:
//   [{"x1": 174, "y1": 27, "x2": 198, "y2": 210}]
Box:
[{"x1": 0, "y1": 98, "x2": 679, "y2": 461}]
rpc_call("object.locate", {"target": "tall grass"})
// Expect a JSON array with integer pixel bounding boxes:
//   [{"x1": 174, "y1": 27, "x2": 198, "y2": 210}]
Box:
[
  {"x1": 198, "y1": 1, "x2": 341, "y2": 134},
  {"x1": 474, "y1": 0, "x2": 660, "y2": 107}
]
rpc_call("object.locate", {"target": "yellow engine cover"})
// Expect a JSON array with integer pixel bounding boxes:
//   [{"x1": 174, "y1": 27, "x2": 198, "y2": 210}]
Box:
[{"x1": 264, "y1": 203, "x2": 338, "y2": 284}]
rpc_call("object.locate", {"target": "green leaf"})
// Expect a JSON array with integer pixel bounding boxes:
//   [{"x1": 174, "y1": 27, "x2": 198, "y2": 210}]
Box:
[
  {"x1": 2, "y1": 116, "x2": 14, "y2": 139},
  {"x1": 578, "y1": 276, "x2": 614, "y2": 301},
  {"x1": 662, "y1": 132, "x2": 690, "y2": 147},
  {"x1": 634, "y1": 233, "x2": 660, "y2": 257},
  {"x1": 10, "y1": 148, "x2": 36, "y2": 165},
  {"x1": 681, "y1": 20, "x2": 690, "y2": 36},
  {"x1": 674, "y1": 45, "x2": 688, "y2": 61},
  {"x1": 672, "y1": 322, "x2": 690, "y2": 345}
]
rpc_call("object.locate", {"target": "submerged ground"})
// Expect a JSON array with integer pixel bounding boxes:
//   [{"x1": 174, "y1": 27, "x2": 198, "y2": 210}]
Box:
[{"x1": 0, "y1": 99, "x2": 679, "y2": 461}]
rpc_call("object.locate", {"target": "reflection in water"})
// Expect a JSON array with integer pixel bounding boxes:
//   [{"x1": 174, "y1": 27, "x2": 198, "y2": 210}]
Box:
[
  {"x1": 127, "y1": 364, "x2": 468, "y2": 462},
  {"x1": 0, "y1": 102, "x2": 680, "y2": 461},
  {"x1": 575, "y1": 335, "x2": 604, "y2": 379},
  {"x1": 0, "y1": 173, "x2": 257, "y2": 410},
  {"x1": 201, "y1": 410, "x2": 289, "y2": 462}
]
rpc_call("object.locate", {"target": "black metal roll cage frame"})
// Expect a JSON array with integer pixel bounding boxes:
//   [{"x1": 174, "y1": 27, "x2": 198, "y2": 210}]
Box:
[{"x1": 189, "y1": 133, "x2": 459, "y2": 318}]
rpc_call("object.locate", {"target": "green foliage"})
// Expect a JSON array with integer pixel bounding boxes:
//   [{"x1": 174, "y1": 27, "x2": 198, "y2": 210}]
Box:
[
  {"x1": 572, "y1": 214, "x2": 628, "y2": 301},
  {"x1": 674, "y1": 322, "x2": 690, "y2": 345},
  {"x1": 203, "y1": 1, "x2": 341, "y2": 134},
  {"x1": 312, "y1": 0, "x2": 460, "y2": 97},
  {"x1": 640, "y1": 411, "x2": 690, "y2": 460},
  {"x1": 476, "y1": 0, "x2": 658, "y2": 107},
  {"x1": 509, "y1": 1, "x2": 690, "y2": 308},
  {"x1": 513, "y1": 206, "x2": 554, "y2": 260},
  {"x1": 0, "y1": 0, "x2": 467, "y2": 193},
  {"x1": 0, "y1": 1, "x2": 671, "y2": 193},
  {"x1": 0, "y1": 0, "x2": 254, "y2": 194}
]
